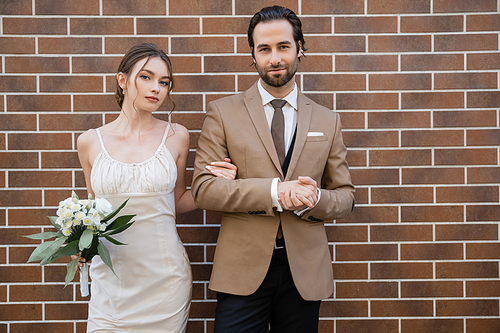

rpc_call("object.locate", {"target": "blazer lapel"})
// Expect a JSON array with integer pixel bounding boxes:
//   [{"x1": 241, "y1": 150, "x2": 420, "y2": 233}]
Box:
[
  {"x1": 243, "y1": 83, "x2": 284, "y2": 176},
  {"x1": 285, "y1": 91, "x2": 312, "y2": 181}
]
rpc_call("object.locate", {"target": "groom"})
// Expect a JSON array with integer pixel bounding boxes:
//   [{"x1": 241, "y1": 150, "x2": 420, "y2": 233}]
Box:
[{"x1": 192, "y1": 5, "x2": 355, "y2": 332}]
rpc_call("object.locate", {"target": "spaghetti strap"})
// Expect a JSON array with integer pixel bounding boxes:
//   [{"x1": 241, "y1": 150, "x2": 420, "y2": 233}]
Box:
[
  {"x1": 161, "y1": 123, "x2": 171, "y2": 145},
  {"x1": 95, "y1": 128, "x2": 106, "y2": 151}
]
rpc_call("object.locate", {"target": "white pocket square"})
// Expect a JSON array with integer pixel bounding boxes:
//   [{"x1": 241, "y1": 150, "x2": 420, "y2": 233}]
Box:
[{"x1": 307, "y1": 132, "x2": 324, "y2": 136}]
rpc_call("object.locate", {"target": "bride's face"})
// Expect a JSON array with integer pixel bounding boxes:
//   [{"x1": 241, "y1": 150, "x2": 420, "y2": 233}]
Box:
[{"x1": 119, "y1": 56, "x2": 171, "y2": 113}]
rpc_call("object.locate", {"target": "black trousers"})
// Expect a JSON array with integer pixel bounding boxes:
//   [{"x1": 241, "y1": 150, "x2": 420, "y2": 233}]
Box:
[{"x1": 213, "y1": 243, "x2": 321, "y2": 333}]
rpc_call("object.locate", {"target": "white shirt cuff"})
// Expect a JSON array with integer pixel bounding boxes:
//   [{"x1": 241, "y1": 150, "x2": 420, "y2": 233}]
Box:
[
  {"x1": 294, "y1": 188, "x2": 321, "y2": 216},
  {"x1": 271, "y1": 178, "x2": 282, "y2": 212}
]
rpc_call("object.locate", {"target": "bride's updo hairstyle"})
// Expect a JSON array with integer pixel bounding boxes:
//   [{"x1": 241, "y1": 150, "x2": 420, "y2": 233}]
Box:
[{"x1": 115, "y1": 43, "x2": 174, "y2": 110}]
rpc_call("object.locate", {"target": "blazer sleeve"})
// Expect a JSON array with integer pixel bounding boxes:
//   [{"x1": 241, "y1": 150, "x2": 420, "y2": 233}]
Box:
[
  {"x1": 191, "y1": 101, "x2": 276, "y2": 216},
  {"x1": 301, "y1": 112, "x2": 355, "y2": 222}
]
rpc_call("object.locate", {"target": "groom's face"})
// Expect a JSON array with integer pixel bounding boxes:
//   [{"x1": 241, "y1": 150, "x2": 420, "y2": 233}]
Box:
[{"x1": 252, "y1": 20, "x2": 301, "y2": 88}]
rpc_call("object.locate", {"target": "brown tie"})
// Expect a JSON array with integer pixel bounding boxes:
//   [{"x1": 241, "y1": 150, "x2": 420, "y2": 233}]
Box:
[{"x1": 271, "y1": 99, "x2": 287, "y2": 166}]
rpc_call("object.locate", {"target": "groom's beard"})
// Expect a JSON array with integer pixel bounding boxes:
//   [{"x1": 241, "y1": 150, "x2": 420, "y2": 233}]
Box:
[{"x1": 256, "y1": 57, "x2": 299, "y2": 87}]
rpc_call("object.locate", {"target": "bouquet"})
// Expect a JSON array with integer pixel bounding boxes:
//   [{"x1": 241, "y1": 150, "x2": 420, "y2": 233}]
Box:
[{"x1": 24, "y1": 191, "x2": 135, "y2": 296}]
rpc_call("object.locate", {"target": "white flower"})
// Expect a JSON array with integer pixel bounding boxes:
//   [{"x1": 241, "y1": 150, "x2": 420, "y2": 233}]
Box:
[
  {"x1": 73, "y1": 219, "x2": 82, "y2": 226},
  {"x1": 95, "y1": 198, "x2": 113, "y2": 216},
  {"x1": 55, "y1": 216, "x2": 65, "y2": 226},
  {"x1": 98, "y1": 224, "x2": 106, "y2": 231},
  {"x1": 61, "y1": 209, "x2": 73, "y2": 219},
  {"x1": 74, "y1": 211, "x2": 85, "y2": 221},
  {"x1": 69, "y1": 203, "x2": 81, "y2": 212},
  {"x1": 62, "y1": 228, "x2": 71, "y2": 236},
  {"x1": 83, "y1": 216, "x2": 92, "y2": 226},
  {"x1": 64, "y1": 220, "x2": 73, "y2": 229},
  {"x1": 59, "y1": 197, "x2": 73, "y2": 208}
]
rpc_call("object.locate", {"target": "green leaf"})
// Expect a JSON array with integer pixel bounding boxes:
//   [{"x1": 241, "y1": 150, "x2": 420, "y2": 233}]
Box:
[
  {"x1": 79, "y1": 228, "x2": 94, "y2": 251},
  {"x1": 102, "y1": 234, "x2": 127, "y2": 246},
  {"x1": 23, "y1": 231, "x2": 61, "y2": 240},
  {"x1": 41, "y1": 240, "x2": 80, "y2": 265},
  {"x1": 97, "y1": 240, "x2": 119, "y2": 279},
  {"x1": 106, "y1": 215, "x2": 135, "y2": 231},
  {"x1": 101, "y1": 199, "x2": 130, "y2": 223},
  {"x1": 48, "y1": 216, "x2": 61, "y2": 231},
  {"x1": 27, "y1": 236, "x2": 68, "y2": 263},
  {"x1": 64, "y1": 256, "x2": 79, "y2": 288},
  {"x1": 106, "y1": 222, "x2": 134, "y2": 236}
]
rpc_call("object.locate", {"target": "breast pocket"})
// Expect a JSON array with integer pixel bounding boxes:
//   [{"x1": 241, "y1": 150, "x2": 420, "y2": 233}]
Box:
[{"x1": 305, "y1": 135, "x2": 327, "y2": 142}]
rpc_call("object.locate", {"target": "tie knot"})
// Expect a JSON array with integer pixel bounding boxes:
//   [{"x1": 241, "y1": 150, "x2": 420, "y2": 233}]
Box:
[{"x1": 271, "y1": 99, "x2": 287, "y2": 110}]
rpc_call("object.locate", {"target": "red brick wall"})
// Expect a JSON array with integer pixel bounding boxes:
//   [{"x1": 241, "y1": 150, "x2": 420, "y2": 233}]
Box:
[{"x1": 1, "y1": 0, "x2": 499, "y2": 332}]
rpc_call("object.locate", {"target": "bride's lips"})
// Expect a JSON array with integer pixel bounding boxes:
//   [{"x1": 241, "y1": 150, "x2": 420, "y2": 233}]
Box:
[{"x1": 146, "y1": 96, "x2": 159, "y2": 103}]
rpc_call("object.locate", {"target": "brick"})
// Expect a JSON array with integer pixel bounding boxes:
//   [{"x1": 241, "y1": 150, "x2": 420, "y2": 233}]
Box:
[
  {"x1": 304, "y1": 74, "x2": 364, "y2": 92},
  {"x1": 0, "y1": 37, "x2": 35, "y2": 54},
  {"x1": 370, "y1": 149, "x2": 431, "y2": 166},
  {"x1": 36, "y1": 0, "x2": 100, "y2": 15},
  {"x1": 234, "y1": 1, "x2": 299, "y2": 15},
  {"x1": 402, "y1": 319, "x2": 464, "y2": 333},
  {"x1": 468, "y1": 91, "x2": 500, "y2": 108},
  {"x1": 335, "y1": 16, "x2": 397, "y2": 33},
  {"x1": 372, "y1": 225, "x2": 433, "y2": 242},
  {"x1": 467, "y1": 319, "x2": 500, "y2": 333},
  {"x1": 40, "y1": 114, "x2": 102, "y2": 131},
  {"x1": 468, "y1": 129, "x2": 500, "y2": 146},
  {"x1": 74, "y1": 94, "x2": 119, "y2": 112},
  {"x1": 436, "y1": 72, "x2": 497, "y2": 90},
  {"x1": 44, "y1": 265, "x2": 78, "y2": 283},
  {"x1": 402, "y1": 54, "x2": 464, "y2": 71},
  {"x1": 308, "y1": 36, "x2": 365, "y2": 53},
  {"x1": 0, "y1": 266, "x2": 41, "y2": 283},
  {"x1": 402, "y1": 281, "x2": 463, "y2": 298},
  {"x1": 437, "y1": 299, "x2": 498, "y2": 317},
  {"x1": 170, "y1": 0, "x2": 231, "y2": 14},
  {"x1": 369, "y1": 35, "x2": 431, "y2": 52},
  {"x1": 372, "y1": 187, "x2": 433, "y2": 204},
  {"x1": 468, "y1": 14, "x2": 500, "y2": 32},
  {"x1": 436, "y1": 223, "x2": 498, "y2": 240},
  {"x1": 339, "y1": 206, "x2": 399, "y2": 224},
  {"x1": 401, "y1": 15, "x2": 463, "y2": 32},
  {"x1": 369, "y1": 74, "x2": 431, "y2": 91},
  {"x1": 10, "y1": 171, "x2": 72, "y2": 188},
  {"x1": 5, "y1": 56, "x2": 69, "y2": 73},
  {"x1": 0, "y1": 227, "x2": 43, "y2": 245},
  {"x1": 102, "y1": 0, "x2": 166, "y2": 15},
  {"x1": 434, "y1": 110, "x2": 497, "y2": 127},
  {"x1": 39, "y1": 37, "x2": 102, "y2": 55},
  {"x1": 0, "y1": 190, "x2": 42, "y2": 207},
  {"x1": 468, "y1": 52, "x2": 500, "y2": 70},
  {"x1": 204, "y1": 56, "x2": 258, "y2": 73},
  {"x1": 434, "y1": 0, "x2": 497, "y2": 13},
  {"x1": 350, "y1": 169, "x2": 398, "y2": 186},
  {"x1": 436, "y1": 34, "x2": 498, "y2": 51},
  {"x1": 336, "y1": 282, "x2": 398, "y2": 298},
  {"x1": 172, "y1": 37, "x2": 234, "y2": 54},
  {"x1": 468, "y1": 167, "x2": 500, "y2": 184},
  {"x1": 10, "y1": 323, "x2": 75, "y2": 332},
  {"x1": 353, "y1": 188, "x2": 369, "y2": 205},
  {"x1": 137, "y1": 18, "x2": 199, "y2": 35},
  {"x1": 177, "y1": 227, "x2": 219, "y2": 243},
  {"x1": 0, "y1": 134, "x2": 4, "y2": 150},
  {"x1": 0, "y1": 285, "x2": 5, "y2": 299},
  {"x1": 336, "y1": 244, "x2": 398, "y2": 261},
  {"x1": 337, "y1": 319, "x2": 398, "y2": 333},
  {"x1": 45, "y1": 303, "x2": 88, "y2": 320},
  {"x1": 437, "y1": 186, "x2": 499, "y2": 203},
  {"x1": 402, "y1": 243, "x2": 463, "y2": 260},
  {"x1": 337, "y1": 93, "x2": 398, "y2": 110},
  {"x1": 319, "y1": 300, "x2": 368, "y2": 317},
  {"x1": 403, "y1": 167, "x2": 464, "y2": 185},
  {"x1": 467, "y1": 281, "x2": 500, "y2": 297},
  {"x1": 401, "y1": 206, "x2": 464, "y2": 222},
  {"x1": 303, "y1": 0, "x2": 363, "y2": 14},
  {"x1": 7, "y1": 95, "x2": 71, "y2": 112},
  {"x1": 9, "y1": 133, "x2": 72, "y2": 150},
  {"x1": 437, "y1": 262, "x2": 498, "y2": 278},
  {"x1": 467, "y1": 205, "x2": 500, "y2": 222},
  {"x1": 41, "y1": 152, "x2": 81, "y2": 169},
  {"x1": 0, "y1": 76, "x2": 36, "y2": 93},
  {"x1": 10, "y1": 284, "x2": 72, "y2": 302},
  {"x1": 0, "y1": 114, "x2": 36, "y2": 130},
  {"x1": 44, "y1": 189, "x2": 87, "y2": 207},
  {"x1": 368, "y1": 111, "x2": 430, "y2": 129},
  {"x1": 203, "y1": 17, "x2": 248, "y2": 35},
  {"x1": 0, "y1": 173, "x2": 4, "y2": 187},
  {"x1": 40, "y1": 76, "x2": 103, "y2": 93},
  {"x1": 174, "y1": 75, "x2": 235, "y2": 92},
  {"x1": 301, "y1": 17, "x2": 332, "y2": 34},
  {"x1": 192, "y1": 264, "x2": 212, "y2": 281},
  {"x1": 336, "y1": 55, "x2": 397, "y2": 72},
  {"x1": 184, "y1": 245, "x2": 204, "y2": 262},
  {"x1": 72, "y1": 56, "x2": 121, "y2": 73},
  {"x1": 238, "y1": 75, "x2": 263, "y2": 92},
  {"x1": 168, "y1": 56, "x2": 201, "y2": 74},
  {"x1": 435, "y1": 148, "x2": 497, "y2": 165},
  {"x1": 326, "y1": 225, "x2": 368, "y2": 242},
  {"x1": 10, "y1": 247, "x2": 46, "y2": 264},
  {"x1": 105, "y1": 37, "x2": 169, "y2": 55},
  {"x1": 333, "y1": 263, "x2": 368, "y2": 279},
  {"x1": 8, "y1": 209, "x2": 54, "y2": 226},
  {"x1": 297, "y1": 56, "x2": 334, "y2": 72},
  {"x1": 344, "y1": 131, "x2": 398, "y2": 149},
  {"x1": 368, "y1": 0, "x2": 430, "y2": 13},
  {"x1": 402, "y1": 92, "x2": 464, "y2": 109},
  {"x1": 71, "y1": 18, "x2": 134, "y2": 35},
  {"x1": 402, "y1": 130, "x2": 464, "y2": 147},
  {"x1": 0, "y1": 304, "x2": 42, "y2": 321},
  {"x1": 0, "y1": 152, "x2": 38, "y2": 168},
  {"x1": 371, "y1": 300, "x2": 433, "y2": 317},
  {"x1": 338, "y1": 112, "x2": 365, "y2": 129},
  {"x1": 0, "y1": 0, "x2": 31, "y2": 14},
  {"x1": 372, "y1": 262, "x2": 433, "y2": 279},
  {"x1": 3, "y1": 18, "x2": 66, "y2": 35}
]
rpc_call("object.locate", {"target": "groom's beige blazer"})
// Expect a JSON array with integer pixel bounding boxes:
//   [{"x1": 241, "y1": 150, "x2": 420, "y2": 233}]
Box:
[{"x1": 191, "y1": 82, "x2": 355, "y2": 301}]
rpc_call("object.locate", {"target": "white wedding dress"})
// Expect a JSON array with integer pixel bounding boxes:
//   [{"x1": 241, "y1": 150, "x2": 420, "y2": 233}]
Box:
[{"x1": 87, "y1": 124, "x2": 192, "y2": 332}]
